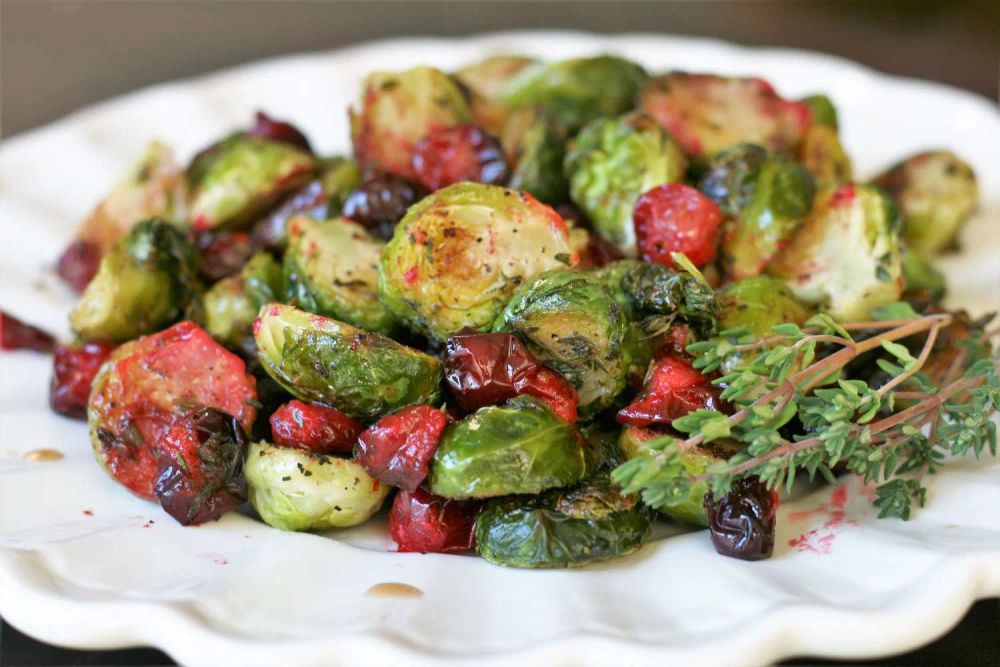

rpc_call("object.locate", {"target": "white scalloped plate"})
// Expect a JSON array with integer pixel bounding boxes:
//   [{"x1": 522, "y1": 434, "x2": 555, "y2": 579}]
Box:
[{"x1": 1, "y1": 32, "x2": 999, "y2": 667}]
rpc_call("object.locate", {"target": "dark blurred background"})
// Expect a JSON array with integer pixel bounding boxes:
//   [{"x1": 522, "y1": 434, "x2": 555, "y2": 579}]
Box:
[{"x1": 1, "y1": 1, "x2": 998, "y2": 665}]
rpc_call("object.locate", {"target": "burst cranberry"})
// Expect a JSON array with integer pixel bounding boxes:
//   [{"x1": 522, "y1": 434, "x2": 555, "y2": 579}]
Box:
[
  {"x1": 514, "y1": 367, "x2": 578, "y2": 424},
  {"x1": 617, "y1": 354, "x2": 725, "y2": 427},
  {"x1": 411, "y1": 124, "x2": 510, "y2": 191},
  {"x1": 49, "y1": 342, "x2": 114, "y2": 418},
  {"x1": 248, "y1": 111, "x2": 312, "y2": 153},
  {"x1": 57, "y1": 239, "x2": 102, "y2": 292},
  {"x1": 342, "y1": 174, "x2": 428, "y2": 240},
  {"x1": 269, "y1": 400, "x2": 361, "y2": 455},
  {"x1": 443, "y1": 332, "x2": 540, "y2": 410},
  {"x1": 355, "y1": 405, "x2": 447, "y2": 492},
  {"x1": 634, "y1": 183, "x2": 724, "y2": 269},
  {"x1": 389, "y1": 488, "x2": 479, "y2": 553},
  {"x1": 1, "y1": 311, "x2": 55, "y2": 352},
  {"x1": 196, "y1": 231, "x2": 254, "y2": 282},
  {"x1": 705, "y1": 476, "x2": 778, "y2": 560}
]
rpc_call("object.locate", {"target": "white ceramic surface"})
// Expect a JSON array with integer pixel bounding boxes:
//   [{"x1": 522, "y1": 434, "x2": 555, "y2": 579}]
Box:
[{"x1": 1, "y1": 32, "x2": 998, "y2": 667}]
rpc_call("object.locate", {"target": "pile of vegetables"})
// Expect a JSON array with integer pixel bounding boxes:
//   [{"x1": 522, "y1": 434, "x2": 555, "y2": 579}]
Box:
[{"x1": 4, "y1": 53, "x2": 995, "y2": 569}]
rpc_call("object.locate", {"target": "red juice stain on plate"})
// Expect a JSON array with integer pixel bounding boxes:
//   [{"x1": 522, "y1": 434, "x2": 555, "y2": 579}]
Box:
[
  {"x1": 787, "y1": 483, "x2": 858, "y2": 555},
  {"x1": 365, "y1": 582, "x2": 423, "y2": 599},
  {"x1": 82, "y1": 509, "x2": 94, "y2": 517}
]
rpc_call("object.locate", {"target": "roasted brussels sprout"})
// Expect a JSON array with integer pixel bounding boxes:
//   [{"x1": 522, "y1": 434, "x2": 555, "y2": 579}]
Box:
[
  {"x1": 698, "y1": 143, "x2": 816, "y2": 280},
  {"x1": 769, "y1": 184, "x2": 904, "y2": 320},
  {"x1": 565, "y1": 113, "x2": 687, "y2": 252},
  {"x1": 188, "y1": 135, "x2": 316, "y2": 231},
  {"x1": 493, "y1": 270, "x2": 630, "y2": 416},
  {"x1": 799, "y1": 94, "x2": 838, "y2": 130},
  {"x1": 70, "y1": 219, "x2": 199, "y2": 343},
  {"x1": 718, "y1": 276, "x2": 812, "y2": 336},
  {"x1": 639, "y1": 73, "x2": 810, "y2": 158},
  {"x1": 797, "y1": 125, "x2": 852, "y2": 189},
  {"x1": 455, "y1": 55, "x2": 536, "y2": 134},
  {"x1": 901, "y1": 249, "x2": 947, "y2": 302},
  {"x1": 580, "y1": 421, "x2": 625, "y2": 472},
  {"x1": 200, "y1": 251, "x2": 282, "y2": 350},
  {"x1": 350, "y1": 66, "x2": 471, "y2": 178},
  {"x1": 283, "y1": 216, "x2": 397, "y2": 334},
  {"x1": 245, "y1": 441, "x2": 389, "y2": 531},
  {"x1": 872, "y1": 150, "x2": 978, "y2": 256},
  {"x1": 378, "y1": 182, "x2": 576, "y2": 340},
  {"x1": 502, "y1": 106, "x2": 569, "y2": 205},
  {"x1": 475, "y1": 475, "x2": 650, "y2": 568},
  {"x1": 428, "y1": 396, "x2": 587, "y2": 499},
  {"x1": 615, "y1": 260, "x2": 721, "y2": 336},
  {"x1": 254, "y1": 303, "x2": 442, "y2": 420},
  {"x1": 501, "y1": 55, "x2": 648, "y2": 132}
]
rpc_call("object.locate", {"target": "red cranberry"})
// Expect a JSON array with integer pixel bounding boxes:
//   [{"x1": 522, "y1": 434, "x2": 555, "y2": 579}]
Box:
[
  {"x1": 705, "y1": 476, "x2": 778, "y2": 560},
  {"x1": 514, "y1": 367, "x2": 578, "y2": 424},
  {"x1": 57, "y1": 239, "x2": 102, "y2": 293},
  {"x1": 269, "y1": 400, "x2": 361, "y2": 455},
  {"x1": 410, "y1": 124, "x2": 510, "y2": 191},
  {"x1": 251, "y1": 180, "x2": 330, "y2": 250},
  {"x1": 634, "y1": 183, "x2": 724, "y2": 269},
  {"x1": 248, "y1": 111, "x2": 312, "y2": 153},
  {"x1": 443, "y1": 332, "x2": 540, "y2": 411},
  {"x1": 1, "y1": 311, "x2": 55, "y2": 353},
  {"x1": 575, "y1": 233, "x2": 625, "y2": 269},
  {"x1": 195, "y1": 231, "x2": 254, "y2": 282},
  {"x1": 617, "y1": 354, "x2": 725, "y2": 427},
  {"x1": 389, "y1": 488, "x2": 479, "y2": 553},
  {"x1": 342, "y1": 174, "x2": 428, "y2": 241},
  {"x1": 354, "y1": 405, "x2": 447, "y2": 492},
  {"x1": 50, "y1": 342, "x2": 114, "y2": 418}
]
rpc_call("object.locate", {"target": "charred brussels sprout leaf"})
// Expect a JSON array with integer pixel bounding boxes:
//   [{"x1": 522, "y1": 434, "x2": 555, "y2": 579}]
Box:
[
  {"x1": 428, "y1": 396, "x2": 587, "y2": 499},
  {"x1": 616, "y1": 260, "x2": 721, "y2": 337},
  {"x1": 200, "y1": 251, "x2": 282, "y2": 351},
  {"x1": 494, "y1": 270, "x2": 630, "y2": 416},
  {"x1": 769, "y1": 184, "x2": 904, "y2": 321},
  {"x1": 872, "y1": 150, "x2": 978, "y2": 256},
  {"x1": 501, "y1": 55, "x2": 648, "y2": 133},
  {"x1": 70, "y1": 219, "x2": 199, "y2": 342},
  {"x1": 800, "y1": 94, "x2": 839, "y2": 130},
  {"x1": 283, "y1": 217, "x2": 397, "y2": 334},
  {"x1": 475, "y1": 475, "x2": 650, "y2": 568},
  {"x1": 245, "y1": 441, "x2": 389, "y2": 531},
  {"x1": 580, "y1": 421, "x2": 625, "y2": 472},
  {"x1": 254, "y1": 303, "x2": 442, "y2": 420},
  {"x1": 565, "y1": 113, "x2": 687, "y2": 252},
  {"x1": 699, "y1": 144, "x2": 816, "y2": 280},
  {"x1": 502, "y1": 106, "x2": 570, "y2": 205},
  {"x1": 455, "y1": 55, "x2": 536, "y2": 135},
  {"x1": 377, "y1": 182, "x2": 576, "y2": 340},
  {"x1": 718, "y1": 276, "x2": 812, "y2": 337},
  {"x1": 188, "y1": 135, "x2": 316, "y2": 231}
]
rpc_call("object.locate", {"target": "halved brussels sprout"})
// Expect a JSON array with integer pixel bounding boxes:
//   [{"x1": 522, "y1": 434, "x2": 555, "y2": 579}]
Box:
[
  {"x1": 502, "y1": 106, "x2": 569, "y2": 205},
  {"x1": 283, "y1": 216, "x2": 397, "y2": 334},
  {"x1": 718, "y1": 276, "x2": 813, "y2": 337},
  {"x1": 797, "y1": 125, "x2": 852, "y2": 189},
  {"x1": 428, "y1": 396, "x2": 587, "y2": 499},
  {"x1": 769, "y1": 184, "x2": 903, "y2": 321},
  {"x1": 475, "y1": 475, "x2": 650, "y2": 568},
  {"x1": 500, "y1": 55, "x2": 648, "y2": 132},
  {"x1": 699, "y1": 143, "x2": 816, "y2": 280},
  {"x1": 200, "y1": 251, "x2": 283, "y2": 350},
  {"x1": 350, "y1": 66, "x2": 471, "y2": 178},
  {"x1": 493, "y1": 270, "x2": 630, "y2": 416},
  {"x1": 245, "y1": 441, "x2": 389, "y2": 531},
  {"x1": 378, "y1": 182, "x2": 576, "y2": 340},
  {"x1": 254, "y1": 303, "x2": 441, "y2": 420},
  {"x1": 455, "y1": 55, "x2": 536, "y2": 135},
  {"x1": 799, "y1": 94, "x2": 839, "y2": 130},
  {"x1": 901, "y1": 249, "x2": 947, "y2": 303},
  {"x1": 872, "y1": 151, "x2": 978, "y2": 256},
  {"x1": 580, "y1": 421, "x2": 625, "y2": 472},
  {"x1": 565, "y1": 112, "x2": 687, "y2": 252},
  {"x1": 70, "y1": 219, "x2": 200, "y2": 342}
]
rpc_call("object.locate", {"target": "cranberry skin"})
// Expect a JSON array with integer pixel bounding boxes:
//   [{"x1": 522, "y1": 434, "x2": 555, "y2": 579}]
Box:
[
  {"x1": 57, "y1": 239, "x2": 102, "y2": 292},
  {"x1": 355, "y1": 405, "x2": 448, "y2": 492},
  {"x1": 389, "y1": 488, "x2": 479, "y2": 553},
  {"x1": 410, "y1": 124, "x2": 511, "y2": 191},
  {"x1": 49, "y1": 342, "x2": 115, "y2": 418},
  {"x1": 705, "y1": 476, "x2": 778, "y2": 561},
  {"x1": 514, "y1": 367, "x2": 579, "y2": 424},
  {"x1": 575, "y1": 233, "x2": 624, "y2": 270},
  {"x1": 269, "y1": 400, "x2": 362, "y2": 455},
  {"x1": 634, "y1": 183, "x2": 724, "y2": 269},
  {"x1": 617, "y1": 354, "x2": 725, "y2": 427},
  {"x1": 196, "y1": 231, "x2": 254, "y2": 282},
  {"x1": 252, "y1": 180, "x2": 330, "y2": 250},
  {"x1": 342, "y1": 174, "x2": 428, "y2": 241},
  {"x1": 248, "y1": 111, "x2": 312, "y2": 153},
  {"x1": 443, "y1": 332, "x2": 540, "y2": 411},
  {"x1": 1, "y1": 311, "x2": 56, "y2": 353}
]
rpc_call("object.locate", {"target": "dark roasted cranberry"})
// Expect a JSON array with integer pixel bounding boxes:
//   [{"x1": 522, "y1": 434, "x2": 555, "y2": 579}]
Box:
[
  {"x1": 154, "y1": 407, "x2": 248, "y2": 526},
  {"x1": 342, "y1": 174, "x2": 428, "y2": 240},
  {"x1": 443, "y1": 332, "x2": 540, "y2": 410},
  {"x1": 1, "y1": 311, "x2": 56, "y2": 353},
  {"x1": 514, "y1": 367, "x2": 578, "y2": 424},
  {"x1": 410, "y1": 124, "x2": 511, "y2": 191},
  {"x1": 269, "y1": 400, "x2": 361, "y2": 454},
  {"x1": 575, "y1": 233, "x2": 624, "y2": 269},
  {"x1": 248, "y1": 111, "x2": 312, "y2": 153},
  {"x1": 251, "y1": 179, "x2": 329, "y2": 250},
  {"x1": 705, "y1": 476, "x2": 778, "y2": 560},
  {"x1": 196, "y1": 231, "x2": 254, "y2": 282},
  {"x1": 49, "y1": 342, "x2": 114, "y2": 418},
  {"x1": 389, "y1": 488, "x2": 479, "y2": 553},
  {"x1": 355, "y1": 405, "x2": 447, "y2": 492},
  {"x1": 617, "y1": 354, "x2": 725, "y2": 427},
  {"x1": 634, "y1": 183, "x2": 724, "y2": 269},
  {"x1": 57, "y1": 238, "x2": 102, "y2": 292}
]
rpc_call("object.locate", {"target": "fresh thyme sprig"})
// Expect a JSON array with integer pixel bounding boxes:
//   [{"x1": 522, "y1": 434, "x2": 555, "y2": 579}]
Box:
[{"x1": 611, "y1": 304, "x2": 1000, "y2": 520}]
